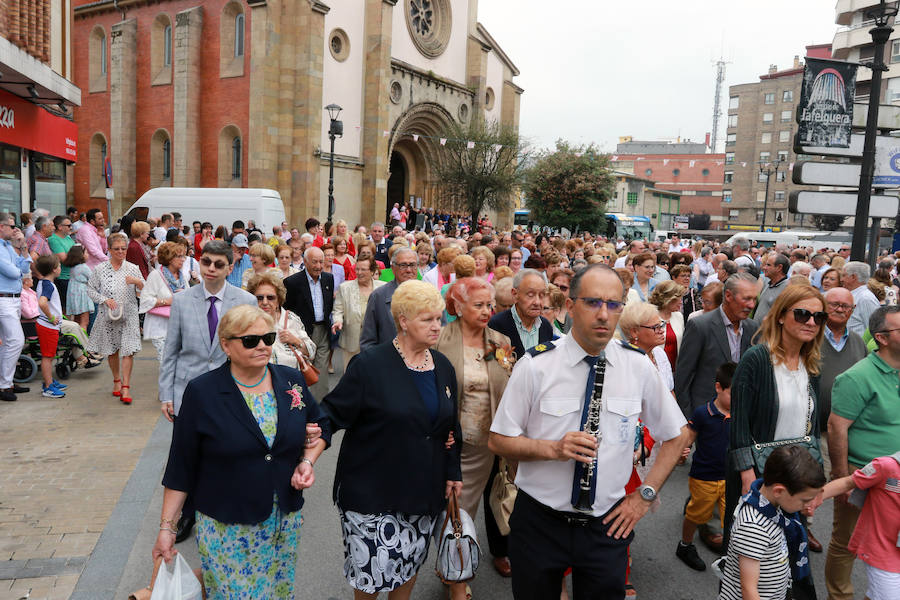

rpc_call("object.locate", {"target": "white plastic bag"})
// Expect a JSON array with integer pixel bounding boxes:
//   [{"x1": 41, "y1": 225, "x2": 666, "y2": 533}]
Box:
[{"x1": 149, "y1": 554, "x2": 203, "y2": 600}]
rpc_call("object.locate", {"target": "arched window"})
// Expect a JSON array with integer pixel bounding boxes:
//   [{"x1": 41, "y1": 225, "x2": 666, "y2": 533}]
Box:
[
  {"x1": 220, "y1": 2, "x2": 245, "y2": 77},
  {"x1": 163, "y1": 139, "x2": 171, "y2": 180},
  {"x1": 90, "y1": 133, "x2": 108, "y2": 197},
  {"x1": 231, "y1": 137, "x2": 241, "y2": 179},
  {"x1": 151, "y1": 129, "x2": 172, "y2": 188},
  {"x1": 164, "y1": 25, "x2": 172, "y2": 66},
  {"x1": 101, "y1": 142, "x2": 107, "y2": 177},
  {"x1": 100, "y1": 40, "x2": 107, "y2": 75},
  {"x1": 235, "y1": 14, "x2": 245, "y2": 57},
  {"x1": 89, "y1": 27, "x2": 107, "y2": 93},
  {"x1": 218, "y1": 125, "x2": 242, "y2": 186},
  {"x1": 151, "y1": 15, "x2": 173, "y2": 85}
]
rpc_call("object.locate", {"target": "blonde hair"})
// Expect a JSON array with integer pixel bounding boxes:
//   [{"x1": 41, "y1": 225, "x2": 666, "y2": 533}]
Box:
[
  {"x1": 246, "y1": 271, "x2": 287, "y2": 306},
  {"x1": 831, "y1": 256, "x2": 846, "y2": 271},
  {"x1": 437, "y1": 246, "x2": 461, "y2": 266},
  {"x1": 391, "y1": 280, "x2": 445, "y2": 331},
  {"x1": 756, "y1": 284, "x2": 825, "y2": 376},
  {"x1": 249, "y1": 242, "x2": 275, "y2": 264},
  {"x1": 130, "y1": 221, "x2": 150, "y2": 238},
  {"x1": 493, "y1": 265, "x2": 514, "y2": 280},
  {"x1": 218, "y1": 305, "x2": 275, "y2": 343},
  {"x1": 470, "y1": 246, "x2": 495, "y2": 271},
  {"x1": 618, "y1": 302, "x2": 660, "y2": 340},
  {"x1": 648, "y1": 280, "x2": 685, "y2": 309},
  {"x1": 453, "y1": 254, "x2": 476, "y2": 278}
]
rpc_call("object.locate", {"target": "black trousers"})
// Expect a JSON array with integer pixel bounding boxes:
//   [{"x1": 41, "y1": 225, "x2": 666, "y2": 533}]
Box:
[
  {"x1": 482, "y1": 456, "x2": 508, "y2": 557},
  {"x1": 509, "y1": 492, "x2": 632, "y2": 600}
]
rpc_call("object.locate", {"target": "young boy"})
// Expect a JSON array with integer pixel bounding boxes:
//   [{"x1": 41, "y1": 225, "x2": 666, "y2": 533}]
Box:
[
  {"x1": 718, "y1": 446, "x2": 826, "y2": 600},
  {"x1": 34, "y1": 255, "x2": 67, "y2": 398},
  {"x1": 676, "y1": 362, "x2": 735, "y2": 571}
]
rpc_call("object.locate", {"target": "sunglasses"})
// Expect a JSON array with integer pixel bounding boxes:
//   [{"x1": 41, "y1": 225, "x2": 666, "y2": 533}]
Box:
[
  {"x1": 200, "y1": 257, "x2": 229, "y2": 270},
  {"x1": 255, "y1": 294, "x2": 277, "y2": 302},
  {"x1": 791, "y1": 308, "x2": 827, "y2": 326},
  {"x1": 228, "y1": 332, "x2": 277, "y2": 348}
]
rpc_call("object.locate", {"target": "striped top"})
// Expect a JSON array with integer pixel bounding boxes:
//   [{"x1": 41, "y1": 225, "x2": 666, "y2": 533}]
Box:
[{"x1": 718, "y1": 504, "x2": 790, "y2": 600}]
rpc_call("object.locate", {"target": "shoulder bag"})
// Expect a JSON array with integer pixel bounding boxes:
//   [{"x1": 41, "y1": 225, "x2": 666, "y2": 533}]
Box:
[
  {"x1": 489, "y1": 458, "x2": 517, "y2": 536},
  {"x1": 433, "y1": 492, "x2": 480, "y2": 584},
  {"x1": 283, "y1": 311, "x2": 319, "y2": 386},
  {"x1": 750, "y1": 381, "x2": 822, "y2": 474}
]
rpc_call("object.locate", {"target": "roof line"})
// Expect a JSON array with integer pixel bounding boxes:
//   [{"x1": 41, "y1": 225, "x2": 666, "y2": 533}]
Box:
[{"x1": 475, "y1": 23, "x2": 520, "y2": 77}]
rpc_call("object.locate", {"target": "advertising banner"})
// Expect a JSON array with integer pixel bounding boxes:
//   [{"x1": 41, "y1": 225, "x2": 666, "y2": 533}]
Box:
[
  {"x1": 796, "y1": 58, "x2": 857, "y2": 148},
  {"x1": 0, "y1": 88, "x2": 77, "y2": 162}
]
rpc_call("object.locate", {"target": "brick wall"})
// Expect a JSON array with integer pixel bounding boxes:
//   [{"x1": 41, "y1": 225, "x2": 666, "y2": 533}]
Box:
[{"x1": 1, "y1": 0, "x2": 51, "y2": 63}]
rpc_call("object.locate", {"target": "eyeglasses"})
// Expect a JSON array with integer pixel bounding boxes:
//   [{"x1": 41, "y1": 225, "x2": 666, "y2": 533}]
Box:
[
  {"x1": 640, "y1": 321, "x2": 668, "y2": 333},
  {"x1": 826, "y1": 302, "x2": 854, "y2": 312},
  {"x1": 60, "y1": 222, "x2": 72, "y2": 227},
  {"x1": 792, "y1": 308, "x2": 827, "y2": 326},
  {"x1": 576, "y1": 297, "x2": 625, "y2": 313},
  {"x1": 875, "y1": 327, "x2": 900, "y2": 335},
  {"x1": 228, "y1": 332, "x2": 277, "y2": 348},
  {"x1": 200, "y1": 257, "x2": 229, "y2": 270},
  {"x1": 255, "y1": 294, "x2": 277, "y2": 302},
  {"x1": 394, "y1": 262, "x2": 417, "y2": 269}
]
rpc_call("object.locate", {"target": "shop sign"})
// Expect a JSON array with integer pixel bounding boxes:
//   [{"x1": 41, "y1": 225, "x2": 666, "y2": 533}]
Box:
[{"x1": 0, "y1": 88, "x2": 77, "y2": 162}]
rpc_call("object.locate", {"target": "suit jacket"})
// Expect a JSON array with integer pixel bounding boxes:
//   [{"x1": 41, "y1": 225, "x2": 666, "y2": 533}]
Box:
[
  {"x1": 487, "y1": 308, "x2": 554, "y2": 358},
  {"x1": 162, "y1": 363, "x2": 331, "y2": 524},
  {"x1": 159, "y1": 282, "x2": 257, "y2": 413},
  {"x1": 321, "y1": 342, "x2": 462, "y2": 515},
  {"x1": 674, "y1": 308, "x2": 759, "y2": 417},
  {"x1": 358, "y1": 279, "x2": 398, "y2": 352},
  {"x1": 332, "y1": 279, "x2": 386, "y2": 354},
  {"x1": 283, "y1": 270, "x2": 334, "y2": 333}
]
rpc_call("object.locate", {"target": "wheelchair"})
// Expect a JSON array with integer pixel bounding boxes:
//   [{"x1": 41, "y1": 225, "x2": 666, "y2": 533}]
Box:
[{"x1": 14, "y1": 319, "x2": 87, "y2": 383}]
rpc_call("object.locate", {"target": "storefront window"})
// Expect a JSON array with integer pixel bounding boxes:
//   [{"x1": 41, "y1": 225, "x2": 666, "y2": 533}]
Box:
[
  {"x1": 32, "y1": 154, "x2": 66, "y2": 217},
  {"x1": 0, "y1": 145, "x2": 21, "y2": 217}
]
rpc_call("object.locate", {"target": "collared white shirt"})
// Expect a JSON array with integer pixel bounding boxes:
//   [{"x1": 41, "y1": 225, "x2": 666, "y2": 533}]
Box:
[
  {"x1": 490, "y1": 333, "x2": 685, "y2": 517},
  {"x1": 307, "y1": 271, "x2": 325, "y2": 322},
  {"x1": 719, "y1": 305, "x2": 743, "y2": 363}
]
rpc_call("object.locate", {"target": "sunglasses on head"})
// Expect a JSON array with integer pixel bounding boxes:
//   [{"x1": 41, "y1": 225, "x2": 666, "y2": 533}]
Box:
[
  {"x1": 791, "y1": 308, "x2": 827, "y2": 326},
  {"x1": 228, "y1": 332, "x2": 277, "y2": 348},
  {"x1": 200, "y1": 257, "x2": 229, "y2": 270}
]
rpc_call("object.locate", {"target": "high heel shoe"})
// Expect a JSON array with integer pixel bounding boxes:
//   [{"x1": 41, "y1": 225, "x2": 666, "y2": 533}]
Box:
[
  {"x1": 112, "y1": 379, "x2": 122, "y2": 397},
  {"x1": 120, "y1": 385, "x2": 132, "y2": 405}
]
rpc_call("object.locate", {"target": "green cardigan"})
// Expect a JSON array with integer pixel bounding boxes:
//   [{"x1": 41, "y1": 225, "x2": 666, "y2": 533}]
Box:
[{"x1": 729, "y1": 344, "x2": 821, "y2": 473}]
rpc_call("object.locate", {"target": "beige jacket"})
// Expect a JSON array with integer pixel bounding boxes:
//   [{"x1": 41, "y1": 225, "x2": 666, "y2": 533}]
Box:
[{"x1": 332, "y1": 279, "x2": 386, "y2": 354}]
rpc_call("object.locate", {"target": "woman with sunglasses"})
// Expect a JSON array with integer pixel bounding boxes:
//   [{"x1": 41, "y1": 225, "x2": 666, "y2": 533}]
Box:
[
  {"x1": 247, "y1": 271, "x2": 315, "y2": 369},
  {"x1": 154, "y1": 304, "x2": 329, "y2": 599},
  {"x1": 727, "y1": 284, "x2": 828, "y2": 584}
]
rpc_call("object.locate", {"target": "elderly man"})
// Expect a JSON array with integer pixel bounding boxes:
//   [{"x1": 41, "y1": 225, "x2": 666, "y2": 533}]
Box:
[
  {"x1": 754, "y1": 252, "x2": 789, "y2": 324},
  {"x1": 843, "y1": 261, "x2": 880, "y2": 336},
  {"x1": 809, "y1": 253, "x2": 830, "y2": 289},
  {"x1": 225, "y1": 233, "x2": 251, "y2": 287},
  {"x1": 488, "y1": 268, "x2": 554, "y2": 358},
  {"x1": 675, "y1": 273, "x2": 759, "y2": 417},
  {"x1": 731, "y1": 237, "x2": 754, "y2": 269},
  {"x1": 818, "y1": 287, "x2": 867, "y2": 433},
  {"x1": 358, "y1": 247, "x2": 419, "y2": 351},
  {"x1": 489, "y1": 264, "x2": 688, "y2": 600},
  {"x1": 0, "y1": 213, "x2": 32, "y2": 401},
  {"x1": 614, "y1": 240, "x2": 645, "y2": 268},
  {"x1": 826, "y1": 305, "x2": 900, "y2": 600}
]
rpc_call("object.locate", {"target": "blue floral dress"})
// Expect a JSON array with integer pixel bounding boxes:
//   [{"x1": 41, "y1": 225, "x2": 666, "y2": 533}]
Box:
[{"x1": 195, "y1": 390, "x2": 303, "y2": 599}]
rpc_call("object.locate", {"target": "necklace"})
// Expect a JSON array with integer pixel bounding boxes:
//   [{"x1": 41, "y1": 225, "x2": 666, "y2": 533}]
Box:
[
  {"x1": 231, "y1": 364, "x2": 269, "y2": 388},
  {"x1": 393, "y1": 337, "x2": 433, "y2": 371}
]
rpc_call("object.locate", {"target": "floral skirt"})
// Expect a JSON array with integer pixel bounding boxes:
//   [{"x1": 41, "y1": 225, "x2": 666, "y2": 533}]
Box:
[
  {"x1": 196, "y1": 502, "x2": 302, "y2": 599},
  {"x1": 339, "y1": 509, "x2": 436, "y2": 593}
]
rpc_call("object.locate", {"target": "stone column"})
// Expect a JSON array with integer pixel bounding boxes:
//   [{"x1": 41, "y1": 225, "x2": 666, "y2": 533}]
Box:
[
  {"x1": 360, "y1": 0, "x2": 396, "y2": 227},
  {"x1": 109, "y1": 18, "x2": 136, "y2": 217},
  {"x1": 173, "y1": 6, "x2": 203, "y2": 188},
  {"x1": 247, "y1": 0, "x2": 278, "y2": 195},
  {"x1": 466, "y1": 36, "x2": 489, "y2": 116},
  {"x1": 501, "y1": 78, "x2": 523, "y2": 132}
]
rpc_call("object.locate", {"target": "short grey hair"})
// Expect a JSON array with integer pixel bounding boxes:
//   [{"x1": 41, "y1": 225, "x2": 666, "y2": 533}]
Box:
[
  {"x1": 700, "y1": 246, "x2": 712, "y2": 258},
  {"x1": 0, "y1": 211, "x2": 11, "y2": 224},
  {"x1": 723, "y1": 272, "x2": 757, "y2": 294},
  {"x1": 391, "y1": 247, "x2": 416, "y2": 265},
  {"x1": 371, "y1": 221, "x2": 385, "y2": 229},
  {"x1": 304, "y1": 246, "x2": 324, "y2": 262},
  {"x1": 843, "y1": 261, "x2": 870, "y2": 283},
  {"x1": 733, "y1": 237, "x2": 750, "y2": 251},
  {"x1": 300, "y1": 232, "x2": 314, "y2": 243},
  {"x1": 870, "y1": 305, "x2": 900, "y2": 347},
  {"x1": 513, "y1": 268, "x2": 543, "y2": 290},
  {"x1": 34, "y1": 215, "x2": 49, "y2": 231}
]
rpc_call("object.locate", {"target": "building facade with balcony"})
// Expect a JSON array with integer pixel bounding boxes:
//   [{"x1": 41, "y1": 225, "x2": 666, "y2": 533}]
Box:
[
  {"x1": 722, "y1": 45, "x2": 831, "y2": 231},
  {"x1": 833, "y1": 0, "x2": 900, "y2": 103}
]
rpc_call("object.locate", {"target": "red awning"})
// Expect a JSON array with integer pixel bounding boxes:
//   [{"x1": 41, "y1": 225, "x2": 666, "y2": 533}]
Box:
[{"x1": 0, "y1": 88, "x2": 77, "y2": 162}]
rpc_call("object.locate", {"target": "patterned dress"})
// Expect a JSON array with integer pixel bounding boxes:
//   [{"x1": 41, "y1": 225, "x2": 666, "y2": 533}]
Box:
[
  {"x1": 85, "y1": 260, "x2": 143, "y2": 356},
  {"x1": 195, "y1": 390, "x2": 303, "y2": 599},
  {"x1": 66, "y1": 263, "x2": 95, "y2": 315}
]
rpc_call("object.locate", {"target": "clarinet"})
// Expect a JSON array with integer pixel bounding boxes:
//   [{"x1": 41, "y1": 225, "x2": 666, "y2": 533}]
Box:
[{"x1": 573, "y1": 359, "x2": 605, "y2": 512}]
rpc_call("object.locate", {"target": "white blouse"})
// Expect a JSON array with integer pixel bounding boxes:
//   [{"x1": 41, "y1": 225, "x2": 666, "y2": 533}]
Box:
[{"x1": 772, "y1": 361, "x2": 811, "y2": 440}]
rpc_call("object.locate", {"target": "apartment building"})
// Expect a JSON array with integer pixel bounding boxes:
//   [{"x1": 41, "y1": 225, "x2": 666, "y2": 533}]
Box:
[{"x1": 833, "y1": 0, "x2": 900, "y2": 102}]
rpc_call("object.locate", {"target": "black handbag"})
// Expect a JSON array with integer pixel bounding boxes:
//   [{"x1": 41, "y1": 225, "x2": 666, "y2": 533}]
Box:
[{"x1": 750, "y1": 382, "x2": 821, "y2": 474}]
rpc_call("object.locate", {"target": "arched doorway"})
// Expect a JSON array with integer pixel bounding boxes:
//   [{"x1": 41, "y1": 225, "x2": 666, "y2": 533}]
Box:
[{"x1": 386, "y1": 153, "x2": 407, "y2": 218}]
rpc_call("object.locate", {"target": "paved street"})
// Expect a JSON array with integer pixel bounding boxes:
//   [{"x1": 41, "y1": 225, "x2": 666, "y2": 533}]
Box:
[{"x1": 1, "y1": 342, "x2": 866, "y2": 599}]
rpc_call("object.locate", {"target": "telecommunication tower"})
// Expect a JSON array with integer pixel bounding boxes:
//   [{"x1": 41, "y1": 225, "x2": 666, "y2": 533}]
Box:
[{"x1": 710, "y1": 58, "x2": 730, "y2": 153}]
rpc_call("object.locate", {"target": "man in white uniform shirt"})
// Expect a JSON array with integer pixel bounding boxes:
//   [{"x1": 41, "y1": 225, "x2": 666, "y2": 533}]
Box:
[{"x1": 489, "y1": 264, "x2": 688, "y2": 600}]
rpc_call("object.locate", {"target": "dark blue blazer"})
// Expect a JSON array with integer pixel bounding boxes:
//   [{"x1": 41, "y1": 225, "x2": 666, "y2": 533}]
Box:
[
  {"x1": 321, "y1": 342, "x2": 462, "y2": 516},
  {"x1": 162, "y1": 362, "x2": 331, "y2": 524},
  {"x1": 488, "y1": 308, "x2": 554, "y2": 358}
]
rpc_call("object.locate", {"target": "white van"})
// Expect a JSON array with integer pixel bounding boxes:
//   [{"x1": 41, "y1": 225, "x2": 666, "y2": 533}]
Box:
[
  {"x1": 725, "y1": 232, "x2": 800, "y2": 248},
  {"x1": 124, "y1": 188, "x2": 287, "y2": 233}
]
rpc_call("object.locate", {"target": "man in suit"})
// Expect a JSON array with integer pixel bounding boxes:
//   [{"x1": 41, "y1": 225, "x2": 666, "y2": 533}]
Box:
[
  {"x1": 370, "y1": 221, "x2": 392, "y2": 265},
  {"x1": 283, "y1": 246, "x2": 334, "y2": 401},
  {"x1": 159, "y1": 239, "x2": 257, "y2": 541},
  {"x1": 675, "y1": 272, "x2": 759, "y2": 418},
  {"x1": 488, "y1": 268, "x2": 554, "y2": 358},
  {"x1": 359, "y1": 247, "x2": 418, "y2": 351}
]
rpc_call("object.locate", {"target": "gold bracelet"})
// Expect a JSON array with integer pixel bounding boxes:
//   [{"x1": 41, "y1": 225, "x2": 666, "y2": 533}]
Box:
[{"x1": 160, "y1": 517, "x2": 177, "y2": 528}]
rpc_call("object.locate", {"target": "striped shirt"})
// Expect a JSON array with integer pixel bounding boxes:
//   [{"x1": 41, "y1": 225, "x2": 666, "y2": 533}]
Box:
[{"x1": 719, "y1": 504, "x2": 790, "y2": 600}]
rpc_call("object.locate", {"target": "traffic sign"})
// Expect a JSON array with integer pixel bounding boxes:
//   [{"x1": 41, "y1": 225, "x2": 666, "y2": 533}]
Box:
[
  {"x1": 104, "y1": 157, "x2": 113, "y2": 187},
  {"x1": 792, "y1": 161, "x2": 895, "y2": 188},
  {"x1": 852, "y1": 102, "x2": 900, "y2": 130},
  {"x1": 794, "y1": 132, "x2": 900, "y2": 158},
  {"x1": 789, "y1": 190, "x2": 899, "y2": 218}
]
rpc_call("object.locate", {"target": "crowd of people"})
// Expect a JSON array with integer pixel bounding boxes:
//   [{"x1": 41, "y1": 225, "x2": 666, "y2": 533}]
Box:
[{"x1": 2, "y1": 206, "x2": 899, "y2": 600}]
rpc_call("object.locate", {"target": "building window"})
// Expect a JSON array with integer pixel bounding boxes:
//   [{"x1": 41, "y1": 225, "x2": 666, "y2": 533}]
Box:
[
  {"x1": 627, "y1": 192, "x2": 638, "y2": 205},
  {"x1": 90, "y1": 133, "x2": 108, "y2": 197},
  {"x1": 760, "y1": 151, "x2": 771, "y2": 162},
  {"x1": 235, "y1": 14, "x2": 245, "y2": 57},
  {"x1": 89, "y1": 27, "x2": 107, "y2": 93},
  {"x1": 645, "y1": 168, "x2": 652, "y2": 176},
  {"x1": 775, "y1": 191, "x2": 785, "y2": 202},
  {"x1": 723, "y1": 190, "x2": 733, "y2": 203},
  {"x1": 779, "y1": 130, "x2": 791, "y2": 143},
  {"x1": 724, "y1": 171, "x2": 734, "y2": 184},
  {"x1": 776, "y1": 171, "x2": 786, "y2": 182},
  {"x1": 726, "y1": 133, "x2": 736, "y2": 147},
  {"x1": 781, "y1": 110, "x2": 792, "y2": 122},
  {"x1": 761, "y1": 132, "x2": 772, "y2": 144},
  {"x1": 150, "y1": 129, "x2": 172, "y2": 188},
  {"x1": 759, "y1": 172, "x2": 768, "y2": 183},
  {"x1": 702, "y1": 168, "x2": 710, "y2": 176},
  {"x1": 151, "y1": 15, "x2": 173, "y2": 85},
  {"x1": 164, "y1": 25, "x2": 172, "y2": 66},
  {"x1": 775, "y1": 210, "x2": 784, "y2": 222},
  {"x1": 232, "y1": 137, "x2": 242, "y2": 179},
  {"x1": 764, "y1": 93, "x2": 775, "y2": 104},
  {"x1": 729, "y1": 96, "x2": 739, "y2": 109},
  {"x1": 673, "y1": 169, "x2": 680, "y2": 176},
  {"x1": 794, "y1": 212, "x2": 804, "y2": 224},
  {"x1": 756, "y1": 210, "x2": 765, "y2": 221},
  {"x1": 162, "y1": 139, "x2": 171, "y2": 179},
  {"x1": 220, "y1": 2, "x2": 245, "y2": 78},
  {"x1": 728, "y1": 114, "x2": 738, "y2": 127},
  {"x1": 405, "y1": 0, "x2": 452, "y2": 58},
  {"x1": 783, "y1": 90, "x2": 793, "y2": 102},
  {"x1": 888, "y1": 78, "x2": 900, "y2": 103},
  {"x1": 728, "y1": 209, "x2": 740, "y2": 221},
  {"x1": 725, "y1": 152, "x2": 734, "y2": 164},
  {"x1": 763, "y1": 113, "x2": 773, "y2": 124},
  {"x1": 219, "y1": 125, "x2": 243, "y2": 187},
  {"x1": 777, "y1": 150, "x2": 789, "y2": 162}
]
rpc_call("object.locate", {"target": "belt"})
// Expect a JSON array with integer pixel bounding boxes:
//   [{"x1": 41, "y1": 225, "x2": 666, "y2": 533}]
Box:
[
  {"x1": 0, "y1": 292, "x2": 21, "y2": 298},
  {"x1": 520, "y1": 491, "x2": 599, "y2": 526}
]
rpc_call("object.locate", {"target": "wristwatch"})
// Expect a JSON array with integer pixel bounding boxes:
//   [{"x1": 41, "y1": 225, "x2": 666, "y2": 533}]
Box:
[{"x1": 638, "y1": 484, "x2": 657, "y2": 502}]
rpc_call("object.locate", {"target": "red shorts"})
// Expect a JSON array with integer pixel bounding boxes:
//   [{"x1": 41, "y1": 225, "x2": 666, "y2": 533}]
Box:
[{"x1": 35, "y1": 323, "x2": 60, "y2": 358}]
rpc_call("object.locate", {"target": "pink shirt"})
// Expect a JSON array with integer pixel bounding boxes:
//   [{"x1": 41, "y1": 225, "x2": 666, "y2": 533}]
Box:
[
  {"x1": 849, "y1": 456, "x2": 900, "y2": 573},
  {"x1": 75, "y1": 222, "x2": 108, "y2": 269}
]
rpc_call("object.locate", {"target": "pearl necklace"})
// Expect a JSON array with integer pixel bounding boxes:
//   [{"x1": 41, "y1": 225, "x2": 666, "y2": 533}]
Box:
[{"x1": 393, "y1": 337, "x2": 433, "y2": 372}]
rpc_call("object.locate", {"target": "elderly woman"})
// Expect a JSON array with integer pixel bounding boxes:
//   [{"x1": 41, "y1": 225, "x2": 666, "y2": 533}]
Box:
[
  {"x1": 275, "y1": 244, "x2": 299, "y2": 279},
  {"x1": 671, "y1": 264, "x2": 701, "y2": 320},
  {"x1": 126, "y1": 220, "x2": 152, "y2": 279},
  {"x1": 615, "y1": 267, "x2": 642, "y2": 306},
  {"x1": 153, "y1": 305, "x2": 329, "y2": 599},
  {"x1": 619, "y1": 301, "x2": 674, "y2": 391},
  {"x1": 332, "y1": 256, "x2": 385, "y2": 369},
  {"x1": 728, "y1": 284, "x2": 827, "y2": 581},
  {"x1": 247, "y1": 271, "x2": 316, "y2": 368},
  {"x1": 321, "y1": 280, "x2": 462, "y2": 600},
  {"x1": 435, "y1": 277, "x2": 513, "y2": 600},
  {"x1": 492, "y1": 246, "x2": 511, "y2": 269},
  {"x1": 242, "y1": 242, "x2": 278, "y2": 289},
  {"x1": 423, "y1": 246, "x2": 460, "y2": 290},
  {"x1": 139, "y1": 241, "x2": 188, "y2": 362},
  {"x1": 356, "y1": 239, "x2": 384, "y2": 271},
  {"x1": 509, "y1": 248, "x2": 523, "y2": 273},
  {"x1": 820, "y1": 267, "x2": 842, "y2": 292},
  {"x1": 87, "y1": 232, "x2": 144, "y2": 405},
  {"x1": 471, "y1": 245, "x2": 495, "y2": 281},
  {"x1": 649, "y1": 280, "x2": 686, "y2": 369},
  {"x1": 631, "y1": 252, "x2": 659, "y2": 302}
]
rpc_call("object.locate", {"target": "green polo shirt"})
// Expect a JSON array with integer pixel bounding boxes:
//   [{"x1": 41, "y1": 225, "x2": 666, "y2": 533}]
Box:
[
  {"x1": 47, "y1": 233, "x2": 75, "y2": 279},
  {"x1": 831, "y1": 351, "x2": 900, "y2": 468}
]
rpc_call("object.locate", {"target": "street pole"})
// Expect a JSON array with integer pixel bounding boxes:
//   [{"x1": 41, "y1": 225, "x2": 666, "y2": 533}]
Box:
[
  {"x1": 851, "y1": 2, "x2": 895, "y2": 262},
  {"x1": 324, "y1": 104, "x2": 343, "y2": 225},
  {"x1": 759, "y1": 159, "x2": 781, "y2": 233}
]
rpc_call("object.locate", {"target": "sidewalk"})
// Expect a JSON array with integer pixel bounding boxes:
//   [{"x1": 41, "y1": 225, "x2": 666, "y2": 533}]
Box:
[{"x1": 0, "y1": 344, "x2": 163, "y2": 600}]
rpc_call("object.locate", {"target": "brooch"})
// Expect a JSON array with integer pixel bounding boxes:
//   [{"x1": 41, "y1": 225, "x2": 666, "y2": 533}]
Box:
[
  {"x1": 485, "y1": 340, "x2": 517, "y2": 373},
  {"x1": 287, "y1": 383, "x2": 305, "y2": 411}
]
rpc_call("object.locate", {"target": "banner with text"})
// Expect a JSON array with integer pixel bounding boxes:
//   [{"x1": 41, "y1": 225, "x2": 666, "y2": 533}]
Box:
[{"x1": 796, "y1": 58, "x2": 857, "y2": 148}]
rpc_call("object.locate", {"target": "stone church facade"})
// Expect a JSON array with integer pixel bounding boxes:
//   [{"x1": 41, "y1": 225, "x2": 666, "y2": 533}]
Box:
[{"x1": 71, "y1": 0, "x2": 522, "y2": 227}]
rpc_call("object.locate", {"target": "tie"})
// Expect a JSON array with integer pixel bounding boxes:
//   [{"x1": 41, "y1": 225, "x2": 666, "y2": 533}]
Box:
[
  {"x1": 207, "y1": 296, "x2": 219, "y2": 343},
  {"x1": 571, "y1": 351, "x2": 606, "y2": 511}
]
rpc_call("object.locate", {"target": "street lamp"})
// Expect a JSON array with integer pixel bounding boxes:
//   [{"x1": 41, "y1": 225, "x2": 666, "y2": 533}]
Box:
[
  {"x1": 758, "y1": 158, "x2": 784, "y2": 233},
  {"x1": 852, "y1": 0, "x2": 898, "y2": 263},
  {"x1": 325, "y1": 103, "x2": 343, "y2": 225}
]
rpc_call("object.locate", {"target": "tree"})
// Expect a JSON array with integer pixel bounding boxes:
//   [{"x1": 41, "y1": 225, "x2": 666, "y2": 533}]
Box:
[
  {"x1": 811, "y1": 214, "x2": 846, "y2": 231},
  {"x1": 432, "y1": 118, "x2": 528, "y2": 223},
  {"x1": 523, "y1": 140, "x2": 614, "y2": 233}
]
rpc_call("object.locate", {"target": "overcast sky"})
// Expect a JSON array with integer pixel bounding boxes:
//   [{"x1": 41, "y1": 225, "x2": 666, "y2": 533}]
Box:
[{"x1": 477, "y1": 0, "x2": 841, "y2": 153}]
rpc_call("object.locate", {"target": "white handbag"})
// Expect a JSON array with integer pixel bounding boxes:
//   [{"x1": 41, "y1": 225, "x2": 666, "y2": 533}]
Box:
[{"x1": 432, "y1": 492, "x2": 481, "y2": 584}]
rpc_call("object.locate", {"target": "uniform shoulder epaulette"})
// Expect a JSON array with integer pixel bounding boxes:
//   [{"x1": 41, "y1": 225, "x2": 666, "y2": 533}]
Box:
[
  {"x1": 527, "y1": 341, "x2": 556, "y2": 357},
  {"x1": 618, "y1": 339, "x2": 646, "y2": 354}
]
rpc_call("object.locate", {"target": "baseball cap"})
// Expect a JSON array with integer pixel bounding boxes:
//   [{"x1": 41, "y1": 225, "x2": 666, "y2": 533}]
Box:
[{"x1": 232, "y1": 233, "x2": 249, "y2": 248}]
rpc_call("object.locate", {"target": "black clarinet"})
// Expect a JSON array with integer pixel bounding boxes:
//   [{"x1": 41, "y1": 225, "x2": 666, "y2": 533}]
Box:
[{"x1": 573, "y1": 358, "x2": 605, "y2": 512}]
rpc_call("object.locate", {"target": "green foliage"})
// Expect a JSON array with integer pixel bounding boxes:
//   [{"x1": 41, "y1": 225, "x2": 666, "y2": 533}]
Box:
[
  {"x1": 811, "y1": 214, "x2": 846, "y2": 231},
  {"x1": 523, "y1": 140, "x2": 614, "y2": 232}
]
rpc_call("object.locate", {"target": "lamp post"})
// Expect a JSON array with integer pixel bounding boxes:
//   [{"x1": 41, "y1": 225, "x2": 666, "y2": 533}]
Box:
[
  {"x1": 325, "y1": 103, "x2": 343, "y2": 225},
  {"x1": 758, "y1": 158, "x2": 784, "y2": 233},
  {"x1": 852, "y1": 0, "x2": 897, "y2": 263}
]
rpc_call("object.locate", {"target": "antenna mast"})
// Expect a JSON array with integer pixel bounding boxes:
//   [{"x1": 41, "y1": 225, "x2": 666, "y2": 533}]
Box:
[{"x1": 710, "y1": 58, "x2": 729, "y2": 153}]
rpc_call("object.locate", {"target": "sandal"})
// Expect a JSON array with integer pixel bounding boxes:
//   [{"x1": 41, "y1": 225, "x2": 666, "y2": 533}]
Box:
[
  {"x1": 112, "y1": 379, "x2": 122, "y2": 397},
  {"x1": 120, "y1": 385, "x2": 132, "y2": 405}
]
